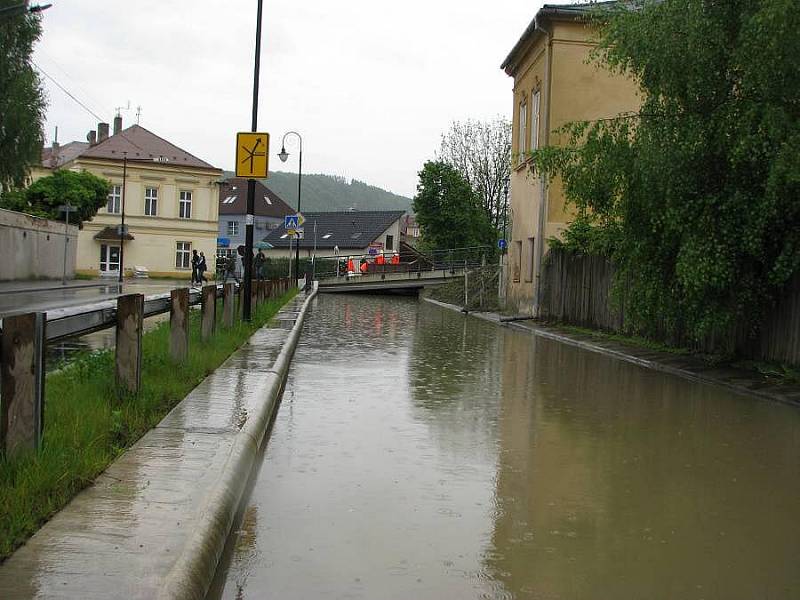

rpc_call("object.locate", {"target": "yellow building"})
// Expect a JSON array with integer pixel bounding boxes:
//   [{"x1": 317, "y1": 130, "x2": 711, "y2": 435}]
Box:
[
  {"x1": 501, "y1": 2, "x2": 640, "y2": 314},
  {"x1": 37, "y1": 119, "x2": 222, "y2": 278}
]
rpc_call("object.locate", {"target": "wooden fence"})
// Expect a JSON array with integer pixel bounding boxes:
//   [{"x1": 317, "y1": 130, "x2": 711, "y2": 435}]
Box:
[{"x1": 540, "y1": 248, "x2": 800, "y2": 367}]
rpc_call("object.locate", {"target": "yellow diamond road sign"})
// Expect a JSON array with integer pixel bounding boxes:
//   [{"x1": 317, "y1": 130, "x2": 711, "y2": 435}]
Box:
[{"x1": 235, "y1": 132, "x2": 269, "y2": 178}]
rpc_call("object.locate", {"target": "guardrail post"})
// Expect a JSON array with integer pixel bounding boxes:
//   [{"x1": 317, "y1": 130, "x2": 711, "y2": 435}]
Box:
[
  {"x1": 1, "y1": 312, "x2": 46, "y2": 457},
  {"x1": 116, "y1": 294, "x2": 143, "y2": 395},
  {"x1": 170, "y1": 288, "x2": 189, "y2": 362},
  {"x1": 223, "y1": 283, "x2": 235, "y2": 328},
  {"x1": 201, "y1": 284, "x2": 216, "y2": 341},
  {"x1": 259, "y1": 280, "x2": 266, "y2": 304},
  {"x1": 266, "y1": 280, "x2": 273, "y2": 299},
  {"x1": 250, "y1": 280, "x2": 259, "y2": 309}
]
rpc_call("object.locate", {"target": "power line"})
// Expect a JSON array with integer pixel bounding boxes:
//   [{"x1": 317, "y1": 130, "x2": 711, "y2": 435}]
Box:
[{"x1": 33, "y1": 61, "x2": 107, "y2": 123}]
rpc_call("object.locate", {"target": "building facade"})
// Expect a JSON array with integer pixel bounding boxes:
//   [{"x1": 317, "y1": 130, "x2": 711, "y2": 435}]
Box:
[
  {"x1": 216, "y1": 177, "x2": 294, "y2": 266},
  {"x1": 501, "y1": 2, "x2": 640, "y2": 314},
  {"x1": 37, "y1": 120, "x2": 222, "y2": 278}
]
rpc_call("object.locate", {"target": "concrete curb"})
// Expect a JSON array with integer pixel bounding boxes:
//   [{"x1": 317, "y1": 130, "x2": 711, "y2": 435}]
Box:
[
  {"x1": 158, "y1": 288, "x2": 318, "y2": 600},
  {"x1": 422, "y1": 297, "x2": 800, "y2": 408}
]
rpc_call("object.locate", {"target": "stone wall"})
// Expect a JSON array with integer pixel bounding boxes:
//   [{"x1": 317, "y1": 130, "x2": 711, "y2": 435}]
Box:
[{"x1": 0, "y1": 208, "x2": 78, "y2": 281}]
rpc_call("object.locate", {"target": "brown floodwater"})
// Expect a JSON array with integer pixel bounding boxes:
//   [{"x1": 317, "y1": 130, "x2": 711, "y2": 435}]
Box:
[{"x1": 207, "y1": 294, "x2": 800, "y2": 600}]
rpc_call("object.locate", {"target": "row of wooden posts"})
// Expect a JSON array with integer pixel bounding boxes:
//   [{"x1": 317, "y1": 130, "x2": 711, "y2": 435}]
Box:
[{"x1": 0, "y1": 277, "x2": 293, "y2": 458}]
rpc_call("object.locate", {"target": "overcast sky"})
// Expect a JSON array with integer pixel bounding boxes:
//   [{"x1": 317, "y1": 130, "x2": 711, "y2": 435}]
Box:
[{"x1": 33, "y1": 0, "x2": 578, "y2": 198}]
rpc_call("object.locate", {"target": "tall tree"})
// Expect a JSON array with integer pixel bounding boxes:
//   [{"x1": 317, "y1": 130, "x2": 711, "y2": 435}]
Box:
[
  {"x1": 0, "y1": 170, "x2": 110, "y2": 226},
  {"x1": 533, "y1": 0, "x2": 800, "y2": 341},
  {"x1": 439, "y1": 117, "x2": 511, "y2": 232},
  {"x1": 0, "y1": 1, "x2": 47, "y2": 190},
  {"x1": 413, "y1": 160, "x2": 495, "y2": 252}
]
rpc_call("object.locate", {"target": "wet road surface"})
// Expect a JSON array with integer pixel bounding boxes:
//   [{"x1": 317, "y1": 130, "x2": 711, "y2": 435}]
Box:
[{"x1": 208, "y1": 294, "x2": 800, "y2": 600}]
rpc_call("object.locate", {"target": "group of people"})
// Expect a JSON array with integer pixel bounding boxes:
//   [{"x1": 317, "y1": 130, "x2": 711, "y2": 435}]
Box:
[
  {"x1": 216, "y1": 249, "x2": 270, "y2": 284},
  {"x1": 190, "y1": 249, "x2": 209, "y2": 286}
]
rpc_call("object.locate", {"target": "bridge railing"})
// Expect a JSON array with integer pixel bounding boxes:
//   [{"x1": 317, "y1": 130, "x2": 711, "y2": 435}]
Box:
[{"x1": 316, "y1": 246, "x2": 494, "y2": 281}]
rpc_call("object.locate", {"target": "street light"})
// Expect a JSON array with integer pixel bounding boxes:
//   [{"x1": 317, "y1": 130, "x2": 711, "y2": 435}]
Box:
[{"x1": 278, "y1": 131, "x2": 303, "y2": 284}]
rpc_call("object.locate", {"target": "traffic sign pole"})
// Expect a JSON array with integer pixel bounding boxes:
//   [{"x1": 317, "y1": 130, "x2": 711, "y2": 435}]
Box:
[{"x1": 242, "y1": 0, "x2": 264, "y2": 322}]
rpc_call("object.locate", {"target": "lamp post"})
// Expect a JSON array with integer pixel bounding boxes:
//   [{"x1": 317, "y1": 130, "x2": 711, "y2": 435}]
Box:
[
  {"x1": 119, "y1": 152, "x2": 128, "y2": 283},
  {"x1": 278, "y1": 131, "x2": 303, "y2": 284},
  {"x1": 241, "y1": 0, "x2": 264, "y2": 321}
]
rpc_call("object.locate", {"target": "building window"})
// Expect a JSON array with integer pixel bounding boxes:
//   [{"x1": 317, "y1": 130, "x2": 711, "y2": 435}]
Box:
[
  {"x1": 100, "y1": 244, "x2": 120, "y2": 272},
  {"x1": 179, "y1": 190, "x2": 192, "y2": 219},
  {"x1": 227, "y1": 221, "x2": 239, "y2": 237},
  {"x1": 518, "y1": 99, "x2": 527, "y2": 162},
  {"x1": 107, "y1": 185, "x2": 121, "y2": 214},
  {"x1": 145, "y1": 187, "x2": 158, "y2": 216},
  {"x1": 385, "y1": 235, "x2": 394, "y2": 251},
  {"x1": 513, "y1": 241, "x2": 522, "y2": 282},
  {"x1": 525, "y1": 237, "x2": 535, "y2": 282},
  {"x1": 531, "y1": 90, "x2": 541, "y2": 151},
  {"x1": 176, "y1": 241, "x2": 191, "y2": 269}
]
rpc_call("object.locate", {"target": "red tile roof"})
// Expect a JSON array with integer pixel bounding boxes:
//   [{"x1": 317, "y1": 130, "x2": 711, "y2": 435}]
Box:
[{"x1": 78, "y1": 125, "x2": 219, "y2": 170}]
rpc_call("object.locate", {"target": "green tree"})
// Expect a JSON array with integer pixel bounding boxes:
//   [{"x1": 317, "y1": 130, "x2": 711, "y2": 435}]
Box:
[
  {"x1": 533, "y1": 0, "x2": 800, "y2": 341},
  {"x1": 0, "y1": 1, "x2": 47, "y2": 190},
  {"x1": 0, "y1": 170, "x2": 110, "y2": 226},
  {"x1": 412, "y1": 160, "x2": 495, "y2": 252}
]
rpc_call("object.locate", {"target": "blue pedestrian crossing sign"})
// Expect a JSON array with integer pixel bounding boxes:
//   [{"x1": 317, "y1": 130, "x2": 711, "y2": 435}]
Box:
[
  {"x1": 498, "y1": 239, "x2": 508, "y2": 250},
  {"x1": 284, "y1": 215, "x2": 299, "y2": 230}
]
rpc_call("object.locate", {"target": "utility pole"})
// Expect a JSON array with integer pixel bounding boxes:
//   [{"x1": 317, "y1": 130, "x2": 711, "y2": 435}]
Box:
[{"x1": 242, "y1": 0, "x2": 264, "y2": 321}]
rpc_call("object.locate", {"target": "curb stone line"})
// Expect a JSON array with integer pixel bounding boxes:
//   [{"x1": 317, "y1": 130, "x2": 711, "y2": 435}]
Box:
[{"x1": 158, "y1": 289, "x2": 317, "y2": 600}]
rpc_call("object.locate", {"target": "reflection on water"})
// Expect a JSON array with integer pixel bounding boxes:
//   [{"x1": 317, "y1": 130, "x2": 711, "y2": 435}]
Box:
[{"x1": 209, "y1": 295, "x2": 800, "y2": 600}]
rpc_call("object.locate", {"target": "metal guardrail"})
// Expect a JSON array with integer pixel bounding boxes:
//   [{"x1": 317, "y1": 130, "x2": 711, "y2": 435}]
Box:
[{"x1": 1, "y1": 285, "x2": 227, "y2": 343}]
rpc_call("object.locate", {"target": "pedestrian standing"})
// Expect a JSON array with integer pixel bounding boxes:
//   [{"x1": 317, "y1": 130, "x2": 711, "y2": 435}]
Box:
[
  {"x1": 199, "y1": 252, "x2": 208, "y2": 283},
  {"x1": 191, "y1": 249, "x2": 200, "y2": 285}
]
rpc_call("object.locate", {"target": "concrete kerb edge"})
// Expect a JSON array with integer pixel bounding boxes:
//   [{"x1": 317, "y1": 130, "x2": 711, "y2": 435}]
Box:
[
  {"x1": 421, "y1": 297, "x2": 800, "y2": 408},
  {"x1": 158, "y1": 288, "x2": 318, "y2": 600}
]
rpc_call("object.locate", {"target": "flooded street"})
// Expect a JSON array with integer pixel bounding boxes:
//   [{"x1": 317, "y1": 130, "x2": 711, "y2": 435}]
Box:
[{"x1": 209, "y1": 294, "x2": 800, "y2": 600}]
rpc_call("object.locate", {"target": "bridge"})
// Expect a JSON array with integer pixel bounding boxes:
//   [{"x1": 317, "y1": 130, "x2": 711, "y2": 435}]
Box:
[{"x1": 315, "y1": 246, "x2": 488, "y2": 293}]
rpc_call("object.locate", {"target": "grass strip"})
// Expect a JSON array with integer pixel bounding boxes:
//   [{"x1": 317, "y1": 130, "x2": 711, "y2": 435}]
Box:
[{"x1": 0, "y1": 289, "x2": 297, "y2": 560}]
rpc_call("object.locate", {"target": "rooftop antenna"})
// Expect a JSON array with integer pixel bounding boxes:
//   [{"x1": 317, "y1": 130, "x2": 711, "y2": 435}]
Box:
[
  {"x1": 136, "y1": 105, "x2": 142, "y2": 124},
  {"x1": 54, "y1": 125, "x2": 58, "y2": 144},
  {"x1": 114, "y1": 100, "x2": 131, "y2": 118}
]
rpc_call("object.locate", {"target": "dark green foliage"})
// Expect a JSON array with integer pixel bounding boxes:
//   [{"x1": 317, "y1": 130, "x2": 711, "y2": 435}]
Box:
[
  {"x1": 1, "y1": 170, "x2": 111, "y2": 225},
  {"x1": 413, "y1": 161, "x2": 496, "y2": 252},
  {"x1": 533, "y1": 0, "x2": 800, "y2": 340},
  {"x1": 0, "y1": 2, "x2": 46, "y2": 190},
  {"x1": 222, "y1": 170, "x2": 412, "y2": 212}
]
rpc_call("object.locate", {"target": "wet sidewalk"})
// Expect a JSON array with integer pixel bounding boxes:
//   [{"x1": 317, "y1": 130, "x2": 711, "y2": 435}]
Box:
[
  {"x1": 426, "y1": 298, "x2": 800, "y2": 408},
  {"x1": 0, "y1": 292, "x2": 314, "y2": 600}
]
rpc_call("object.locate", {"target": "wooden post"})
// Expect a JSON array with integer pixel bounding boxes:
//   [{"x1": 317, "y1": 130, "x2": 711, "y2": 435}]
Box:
[
  {"x1": 464, "y1": 260, "x2": 469, "y2": 310},
  {"x1": 116, "y1": 294, "x2": 143, "y2": 395},
  {"x1": 170, "y1": 288, "x2": 189, "y2": 362},
  {"x1": 266, "y1": 280, "x2": 273, "y2": 298},
  {"x1": 223, "y1": 283, "x2": 235, "y2": 328},
  {"x1": 0, "y1": 312, "x2": 46, "y2": 457},
  {"x1": 201, "y1": 285, "x2": 216, "y2": 341},
  {"x1": 250, "y1": 280, "x2": 258, "y2": 309}
]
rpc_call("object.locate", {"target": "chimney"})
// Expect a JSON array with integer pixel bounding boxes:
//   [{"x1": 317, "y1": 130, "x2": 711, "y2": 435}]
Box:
[
  {"x1": 49, "y1": 140, "x2": 60, "y2": 168},
  {"x1": 87, "y1": 130, "x2": 97, "y2": 146},
  {"x1": 97, "y1": 122, "x2": 110, "y2": 142},
  {"x1": 113, "y1": 114, "x2": 123, "y2": 135}
]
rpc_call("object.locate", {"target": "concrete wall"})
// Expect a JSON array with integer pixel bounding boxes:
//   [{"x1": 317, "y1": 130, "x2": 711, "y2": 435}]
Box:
[
  {"x1": 0, "y1": 208, "x2": 78, "y2": 281},
  {"x1": 505, "y1": 18, "x2": 640, "y2": 314}
]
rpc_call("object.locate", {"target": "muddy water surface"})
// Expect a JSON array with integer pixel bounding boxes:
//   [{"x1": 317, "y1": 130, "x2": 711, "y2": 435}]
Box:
[{"x1": 208, "y1": 294, "x2": 800, "y2": 600}]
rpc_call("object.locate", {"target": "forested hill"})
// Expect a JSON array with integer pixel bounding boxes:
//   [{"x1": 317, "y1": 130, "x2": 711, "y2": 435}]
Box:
[{"x1": 223, "y1": 171, "x2": 412, "y2": 213}]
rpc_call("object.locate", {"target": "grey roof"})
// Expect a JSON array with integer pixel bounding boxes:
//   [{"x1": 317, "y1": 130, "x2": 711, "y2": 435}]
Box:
[
  {"x1": 262, "y1": 210, "x2": 405, "y2": 249},
  {"x1": 501, "y1": 1, "x2": 620, "y2": 74},
  {"x1": 219, "y1": 177, "x2": 294, "y2": 218}
]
